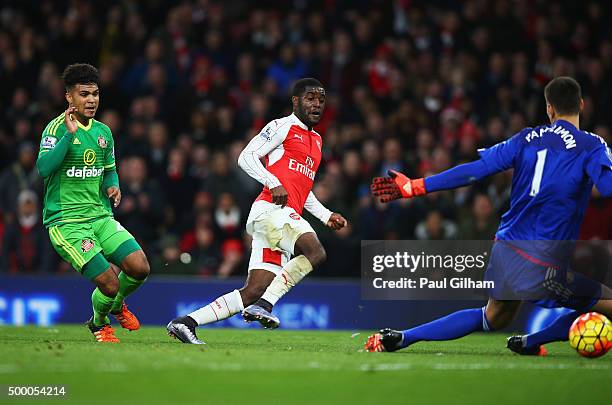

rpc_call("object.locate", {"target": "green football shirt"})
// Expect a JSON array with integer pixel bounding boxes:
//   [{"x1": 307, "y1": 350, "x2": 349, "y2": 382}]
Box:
[{"x1": 38, "y1": 114, "x2": 116, "y2": 227}]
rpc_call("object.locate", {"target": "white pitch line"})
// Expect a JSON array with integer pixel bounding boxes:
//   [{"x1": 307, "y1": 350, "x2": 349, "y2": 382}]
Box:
[
  {"x1": 364, "y1": 362, "x2": 610, "y2": 371},
  {"x1": 0, "y1": 364, "x2": 18, "y2": 373},
  {"x1": 3, "y1": 361, "x2": 609, "y2": 374}
]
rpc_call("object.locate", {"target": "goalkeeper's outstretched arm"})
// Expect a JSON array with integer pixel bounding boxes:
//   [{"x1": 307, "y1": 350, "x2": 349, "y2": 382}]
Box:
[
  {"x1": 372, "y1": 131, "x2": 525, "y2": 202},
  {"x1": 371, "y1": 158, "x2": 498, "y2": 202},
  {"x1": 425, "y1": 159, "x2": 493, "y2": 192}
]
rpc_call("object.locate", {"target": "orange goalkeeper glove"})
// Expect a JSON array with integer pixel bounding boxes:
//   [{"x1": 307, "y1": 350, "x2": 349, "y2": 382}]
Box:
[{"x1": 370, "y1": 170, "x2": 426, "y2": 203}]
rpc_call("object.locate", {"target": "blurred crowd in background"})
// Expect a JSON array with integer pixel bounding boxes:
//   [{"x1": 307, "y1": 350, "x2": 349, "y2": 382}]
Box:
[{"x1": 1, "y1": 0, "x2": 611, "y2": 277}]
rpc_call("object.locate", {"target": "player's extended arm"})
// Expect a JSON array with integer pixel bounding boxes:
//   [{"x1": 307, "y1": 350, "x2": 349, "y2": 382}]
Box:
[
  {"x1": 304, "y1": 191, "x2": 333, "y2": 224},
  {"x1": 102, "y1": 133, "x2": 119, "y2": 191},
  {"x1": 373, "y1": 131, "x2": 523, "y2": 202},
  {"x1": 237, "y1": 123, "x2": 288, "y2": 189},
  {"x1": 36, "y1": 131, "x2": 74, "y2": 178},
  {"x1": 371, "y1": 159, "x2": 494, "y2": 202},
  {"x1": 102, "y1": 129, "x2": 121, "y2": 207}
]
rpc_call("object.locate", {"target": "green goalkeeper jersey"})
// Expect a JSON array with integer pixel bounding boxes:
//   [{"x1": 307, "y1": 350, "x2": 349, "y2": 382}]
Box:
[{"x1": 37, "y1": 114, "x2": 117, "y2": 227}]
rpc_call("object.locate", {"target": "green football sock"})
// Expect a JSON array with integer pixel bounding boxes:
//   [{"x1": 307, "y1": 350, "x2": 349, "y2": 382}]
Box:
[
  {"x1": 91, "y1": 288, "x2": 115, "y2": 326},
  {"x1": 111, "y1": 272, "x2": 146, "y2": 313}
]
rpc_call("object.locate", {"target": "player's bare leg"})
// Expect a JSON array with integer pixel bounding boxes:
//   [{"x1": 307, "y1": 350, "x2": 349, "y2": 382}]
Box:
[
  {"x1": 240, "y1": 270, "x2": 281, "y2": 328},
  {"x1": 262, "y1": 231, "x2": 327, "y2": 307},
  {"x1": 94, "y1": 266, "x2": 120, "y2": 298},
  {"x1": 109, "y1": 250, "x2": 150, "y2": 331},
  {"x1": 484, "y1": 298, "x2": 522, "y2": 330},
  {"x1": 293, "y1": 232, "x2": 327, "y2": 268},
  {"x1": 244, "y1": 232, "x2": 327, "y2": 328},
  {"x1": 239, "y1": 269, "x2": 277, "y2": 306},
  {"x1": 88, "y1": 266, "x2": 120, "y2": 342},
  {"x1": 109, "y1": 262, "x2": 121, "y2": 276}
]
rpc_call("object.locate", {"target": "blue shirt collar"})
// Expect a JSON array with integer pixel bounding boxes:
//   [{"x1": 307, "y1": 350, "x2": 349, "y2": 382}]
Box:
[{"x1": 553, "y1": 119, "x2": 578, "y2": 131}]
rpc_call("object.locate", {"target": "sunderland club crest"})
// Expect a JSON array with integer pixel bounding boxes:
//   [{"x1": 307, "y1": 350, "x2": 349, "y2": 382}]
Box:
[
  {"x1": 81, "y1": 239, "x2": 94, "y2": 252},
  {"x1": 98, "y1": 135, "x2": 107, "y2": 148}
]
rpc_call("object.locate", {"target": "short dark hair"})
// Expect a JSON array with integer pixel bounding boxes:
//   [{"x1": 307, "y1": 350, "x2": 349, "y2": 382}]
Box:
[
  {"x1": 291, "y1": 78, "x2": 324, "y2": 97},
  {"x1": 544, "y1": 76, "x2": 582, "y2": 115},
  {"x1": 62, "y1": 63, "x2": 100, "y2": 90}
]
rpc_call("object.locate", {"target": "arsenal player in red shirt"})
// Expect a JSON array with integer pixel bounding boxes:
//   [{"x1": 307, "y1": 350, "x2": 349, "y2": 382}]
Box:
[{"x1": 167, "y1": 78, "x2": 347, "y2": 344}]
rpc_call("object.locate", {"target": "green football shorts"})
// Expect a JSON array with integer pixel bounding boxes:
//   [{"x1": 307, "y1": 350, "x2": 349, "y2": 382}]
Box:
[{"x1": 48, "y1": 216, "x2": 141, "y2": 279}]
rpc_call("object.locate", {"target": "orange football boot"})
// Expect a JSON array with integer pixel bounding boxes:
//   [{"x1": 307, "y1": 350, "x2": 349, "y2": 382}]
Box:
[
  {"x1": 86, "y1": 318, "x2": 120, "y2": 343},
  {"x1": 112, "y1": 302, "x2": 141, "y2": 331},
  {"x1": 365, "y1": 333, "x2": 385, "y2": 352}
]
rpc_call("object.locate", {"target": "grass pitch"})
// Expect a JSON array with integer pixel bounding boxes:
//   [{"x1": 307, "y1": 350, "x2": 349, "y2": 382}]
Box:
[{"x1": 1, "y1": 326, "x2": 609, "y2": 404}]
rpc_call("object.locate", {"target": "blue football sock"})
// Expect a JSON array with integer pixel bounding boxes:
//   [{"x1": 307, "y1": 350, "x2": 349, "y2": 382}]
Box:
[
  {"x1": 524, "y1": 310, "x2": 579, "y2": 349},
  {"x1": 401, "y1": 307, "x2": 491, "y2": 349}
]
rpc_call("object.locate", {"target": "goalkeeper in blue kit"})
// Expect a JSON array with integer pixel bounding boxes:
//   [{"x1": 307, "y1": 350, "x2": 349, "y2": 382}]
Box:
[{"x1": 366, "y1": 77, "x2": 612, "y2": 355}]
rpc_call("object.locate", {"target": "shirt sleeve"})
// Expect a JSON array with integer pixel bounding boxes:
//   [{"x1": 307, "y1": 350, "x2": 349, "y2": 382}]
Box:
[
  {"x1": 237, "y1": 120, "x2": 289, "y2": 189},
  {"x1": 38, "y1": 135, "x2": 59, "y2": 157},
  {"x1": 304, "y1": 191, "x2": 333, "y2": 224},
  {"x1": 585, "y1": 141, "x2": 612, "y2": 197},
  {"x1": 425, "y1": 132, "x2": 525, "y2": 193},
  {"x1": 36, "y1": 117, "x2": 74, "y2": 178},
  {"x1": 477, "y1": 132, "x2": 525, "y2": 173},
  {"x1": 101, "y1": 126, "x2": 119, "y2": 190},
  {"x1": 104, "y1": 128, "x2": 117, "y2": 171},
  {"x1": 425, "y1": 159, "x2": 492, "y2": 192},
  {"x1": 37, "y1": 115, "x2": 66, "y2": 157}
]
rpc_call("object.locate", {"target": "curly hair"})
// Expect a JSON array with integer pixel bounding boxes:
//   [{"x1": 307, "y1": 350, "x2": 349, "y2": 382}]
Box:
[{"x1": 62, "y1": 63, "x2": 100, "y2": 89}]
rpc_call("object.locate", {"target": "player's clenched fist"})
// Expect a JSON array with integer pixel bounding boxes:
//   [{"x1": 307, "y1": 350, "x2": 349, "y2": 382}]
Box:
[
  {"x1": 326, "y1": 212, "x2": 348, "y2": 230},
  {"x1": 270, "y1": 185, "x2": 288, "y2": 207},
  {"x1": 370, "y1": 170, "x2": 426, "y2": 203}
]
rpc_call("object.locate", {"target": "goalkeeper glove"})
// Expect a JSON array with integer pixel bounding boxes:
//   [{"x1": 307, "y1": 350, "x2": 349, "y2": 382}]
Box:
[{"x1": 370, "y1": 170, "x2": 426, "y2": 203}]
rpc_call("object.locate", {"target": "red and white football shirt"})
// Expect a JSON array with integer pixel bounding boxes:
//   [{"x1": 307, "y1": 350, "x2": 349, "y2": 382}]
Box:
[{"x1": 238, "y1": 113, "x2": 331, "y2": 222}]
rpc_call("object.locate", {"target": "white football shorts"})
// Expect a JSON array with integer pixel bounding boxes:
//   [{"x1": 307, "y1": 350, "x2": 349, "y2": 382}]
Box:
[{"x1": 246, "y1": 200, "x2": 315, "y2": 275}]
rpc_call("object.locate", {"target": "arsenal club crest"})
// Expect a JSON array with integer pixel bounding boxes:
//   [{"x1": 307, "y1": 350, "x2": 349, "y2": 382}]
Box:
[
  {"x1": 81, "y1": 239, "x2": 94, "y2": 252},
  {"x1": 98, "y1": 135, "x2": 107, "y2": 148}
]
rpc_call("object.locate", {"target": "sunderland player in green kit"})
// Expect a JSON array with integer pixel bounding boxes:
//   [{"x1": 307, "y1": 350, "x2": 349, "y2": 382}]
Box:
[{"x1": 36, "y1": 64, "x2": 150, "y2": 342}]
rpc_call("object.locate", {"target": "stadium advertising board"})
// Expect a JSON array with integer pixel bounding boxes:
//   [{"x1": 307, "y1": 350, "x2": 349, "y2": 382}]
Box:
[{"x1": 2, "y1": 274, "x2": 560, "y2": 333}]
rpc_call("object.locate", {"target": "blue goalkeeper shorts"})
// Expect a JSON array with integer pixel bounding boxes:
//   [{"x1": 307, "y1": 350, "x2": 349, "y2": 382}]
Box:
[{"x1": 484, "y1": 241, "x2": 601, "y2": 312}]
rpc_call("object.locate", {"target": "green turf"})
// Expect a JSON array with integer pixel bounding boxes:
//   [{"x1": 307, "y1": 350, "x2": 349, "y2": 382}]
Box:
[{"x1": 0, "y1": 326, "x2": 609, "y2": 404}]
